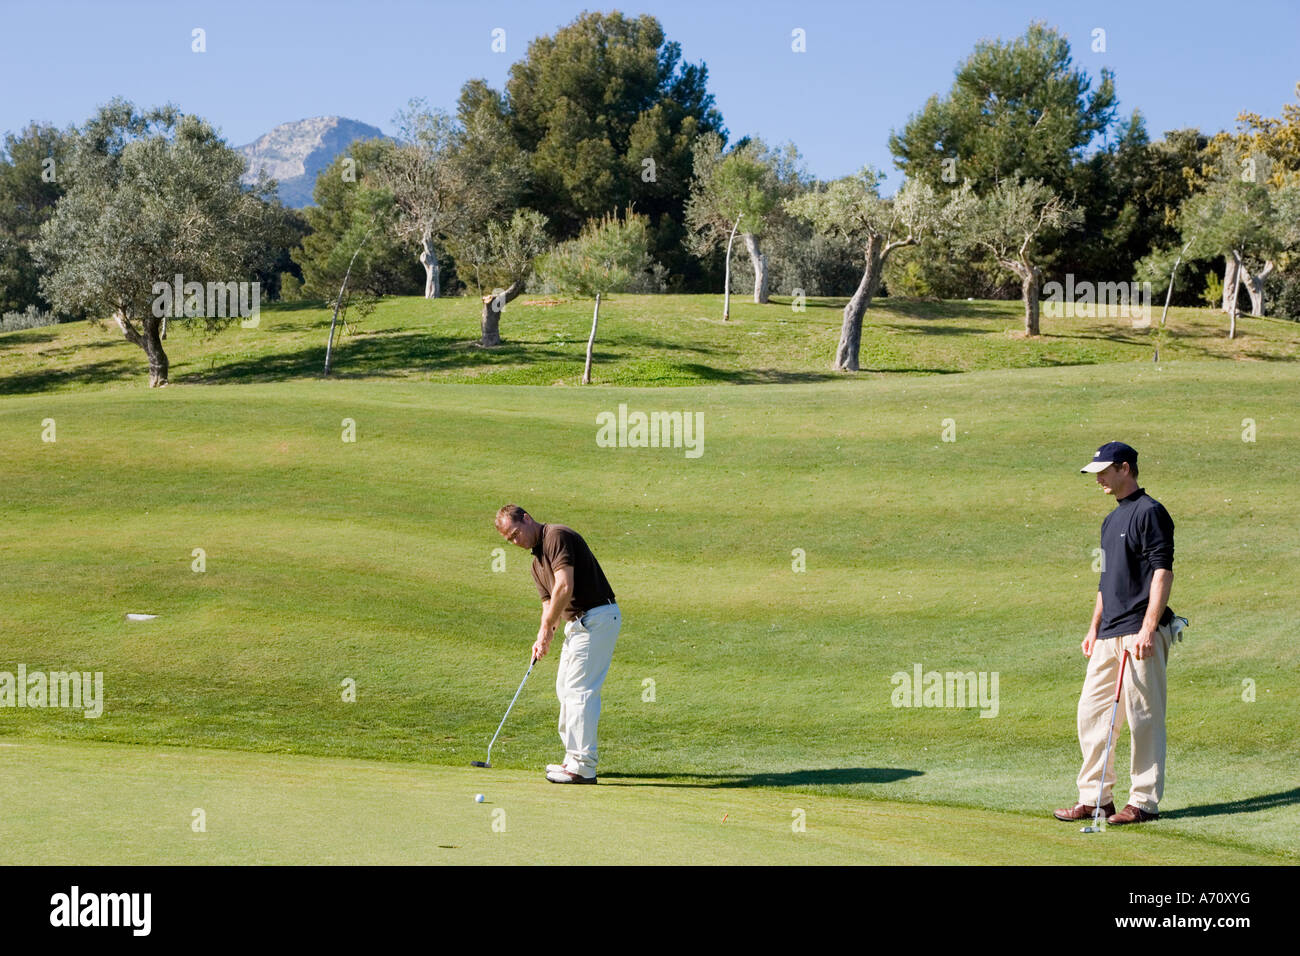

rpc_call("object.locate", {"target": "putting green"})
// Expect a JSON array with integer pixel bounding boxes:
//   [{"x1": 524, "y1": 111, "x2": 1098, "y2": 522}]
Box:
[{"x1": 0, "y1": 739, "x2": 1279, "y2": 865}]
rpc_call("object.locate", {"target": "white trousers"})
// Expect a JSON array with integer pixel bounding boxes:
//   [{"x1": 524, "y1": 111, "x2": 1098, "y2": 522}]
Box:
[{"x1": 556, "y1": 603, "x2": 620, "y2": 776}]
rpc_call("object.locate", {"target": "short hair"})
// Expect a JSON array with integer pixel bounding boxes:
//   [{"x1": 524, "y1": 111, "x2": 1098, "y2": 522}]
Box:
[
  {"x1": 1121, "y1": 460, "x2": 1139, "y2": 479},
  {"x1": 495, "y1": 504, "x2": 528, "y2": 528}
]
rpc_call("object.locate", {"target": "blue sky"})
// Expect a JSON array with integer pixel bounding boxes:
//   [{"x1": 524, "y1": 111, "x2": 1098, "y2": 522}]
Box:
[{"x1": 5, "y1": 0, "x2": 1298, "y2": 190}]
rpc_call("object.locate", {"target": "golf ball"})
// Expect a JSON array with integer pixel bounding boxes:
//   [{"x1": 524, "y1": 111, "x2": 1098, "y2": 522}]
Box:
[{"x1": 475, "y1": 794, "x2": 485, "y2": 803}]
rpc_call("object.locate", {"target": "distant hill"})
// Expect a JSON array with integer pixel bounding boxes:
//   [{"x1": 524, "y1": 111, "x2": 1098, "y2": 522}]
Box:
[{"x1": 237, "y1": 116, "x2": 386, "y2": 208}]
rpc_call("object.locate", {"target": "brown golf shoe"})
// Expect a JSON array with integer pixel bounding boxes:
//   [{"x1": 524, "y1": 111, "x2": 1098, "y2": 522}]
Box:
[
  {"x1": 1054, "y1": 801, "x2": 1115, "y2": 821},
  {"x1": 1107, "y1": 804, "x2": 1159, "y2": 825}
]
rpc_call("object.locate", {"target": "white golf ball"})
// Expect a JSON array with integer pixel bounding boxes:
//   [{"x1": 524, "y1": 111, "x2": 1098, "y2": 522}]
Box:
[{"x1": 474, "y1": 793, "x2": 485, "y2": 803}]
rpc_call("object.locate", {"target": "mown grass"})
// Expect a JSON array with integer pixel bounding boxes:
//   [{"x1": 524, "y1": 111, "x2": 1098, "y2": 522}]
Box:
[
  {"x1": 1, "y1": 359, "x2": 1297, "y2": 862},
  {"x1": 3, "y1": 294, "x2": 1298, "y2": 394}
]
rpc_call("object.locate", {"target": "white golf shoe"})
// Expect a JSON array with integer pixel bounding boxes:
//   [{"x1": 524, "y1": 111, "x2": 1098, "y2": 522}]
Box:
[{"x1": 546, "y1": 767, "x2": 597, "y2": 784}]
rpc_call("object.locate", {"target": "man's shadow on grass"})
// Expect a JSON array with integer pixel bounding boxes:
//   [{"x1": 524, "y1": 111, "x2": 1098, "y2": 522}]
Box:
[
  {"x1": 601, "y1": 768, "x2": 922, "y2": 788},
  {"x1": 1160, "y1": 787, "x2": 1300, "y2": 820}
]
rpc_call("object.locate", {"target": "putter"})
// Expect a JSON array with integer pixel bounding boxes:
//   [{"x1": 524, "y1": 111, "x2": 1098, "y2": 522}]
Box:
[
  {"x1": 1082, "y1": 647, "x2": 1131, "y2": 833},
  {"x1": 471, "y1": 653, "x2": 538, "y2": 769}
]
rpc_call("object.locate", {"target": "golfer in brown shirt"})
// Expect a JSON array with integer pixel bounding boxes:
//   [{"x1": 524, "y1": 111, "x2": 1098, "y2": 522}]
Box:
[{"x1": 495, "y1": 505, "x2": 621, "y2": 783}]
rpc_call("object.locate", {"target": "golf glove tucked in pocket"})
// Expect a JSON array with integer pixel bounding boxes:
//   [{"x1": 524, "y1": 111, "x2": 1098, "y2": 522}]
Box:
[{"x1": 1169, "y1": 615, "x2": 1188, "y2": 643}]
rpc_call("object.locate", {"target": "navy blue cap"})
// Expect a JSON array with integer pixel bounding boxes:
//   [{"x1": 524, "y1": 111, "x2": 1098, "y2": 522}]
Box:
[{"x1": 1081, "y1": 441, "x2": 1138, "y2": 473}]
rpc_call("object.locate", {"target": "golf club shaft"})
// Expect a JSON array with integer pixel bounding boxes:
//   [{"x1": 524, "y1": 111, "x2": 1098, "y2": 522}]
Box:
[
  {"x1": 1092, "y1": 648, "x2": 1131, "y2": 824},
  {"x1": 484, "y1": 655, "x2": 537, "y2": 764}
]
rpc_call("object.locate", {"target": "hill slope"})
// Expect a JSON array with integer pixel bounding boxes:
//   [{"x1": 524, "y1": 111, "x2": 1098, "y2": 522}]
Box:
[
  {"x1": 3, "y1": 295, "x2": 1298, "y2": 394},
  {"x1": 1, "y1": 362, "x2": 1296, "y2": 862}
]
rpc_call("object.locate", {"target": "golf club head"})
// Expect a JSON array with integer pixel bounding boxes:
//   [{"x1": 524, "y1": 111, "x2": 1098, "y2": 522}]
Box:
[
  {"x1": 470, "y1": 761, "x2": 490, "y2": 768},
  {"x1": 1079, "y1": 824, "x2": 1104, "y2": 833}
]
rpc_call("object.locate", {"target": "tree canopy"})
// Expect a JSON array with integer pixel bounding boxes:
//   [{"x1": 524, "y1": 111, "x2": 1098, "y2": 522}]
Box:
[
  {"x1": 890, "y1": 21, "x2": 1116, "y2": 194},
  {"x1": 35, "y1": 99, "x2": 290, "y2": 385},
  {"x1": 487, "y1": 11, "x2": 724, "y2": 285}
]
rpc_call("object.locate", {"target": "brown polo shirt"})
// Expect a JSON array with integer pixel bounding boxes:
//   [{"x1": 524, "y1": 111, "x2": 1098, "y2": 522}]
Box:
[{"x1": 531, "y1": 523, "x2": 616, "y2": 621}]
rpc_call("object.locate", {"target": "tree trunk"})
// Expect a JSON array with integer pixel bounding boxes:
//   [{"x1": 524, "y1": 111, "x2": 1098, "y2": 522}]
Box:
[
  {"x1": 1240, "y1": 259, "x2": 1274, "y2": 316},
  {"x1": 480, "y1": 280, "x2": 524, "y2": 347},
  {"x1": 114, "y1": 310, "x2": 169, "y2": 387},
  {"x1": 421, "y1": 229, "x2": 440, "y2": 299},
  {"x1": 1221, "y1": 255, "x2": 1240, "y2": 313},
  {"x1": 834, "y1": 235, "x2": 884, "y2": 372},
  {"x1": 141, "y1": 316, "x2": 169, "y2": 387},
  {"x1": 1001, "y1": 259, "x2": 1041, "y2": 335},
  {"x1": 742, "y1": 232, "x2": 769, "y2": 304},
  {"x1": 1229, "y1": 251, "x2": 1244, "y2": 339},
  {"x1": 1020, "y1": 266, "x2": 1041, "y2": 336}
]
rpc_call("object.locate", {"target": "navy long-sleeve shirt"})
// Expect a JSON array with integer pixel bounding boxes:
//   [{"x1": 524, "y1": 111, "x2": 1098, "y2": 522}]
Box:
[{"x1": 1098, "y1": 488, "x2": 1175, "y2": 639}]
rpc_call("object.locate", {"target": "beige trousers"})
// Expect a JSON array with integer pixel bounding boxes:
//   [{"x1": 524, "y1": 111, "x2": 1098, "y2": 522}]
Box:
[{"x1": 1075, "y1": 622, "x2": 1173, "y2": 813}]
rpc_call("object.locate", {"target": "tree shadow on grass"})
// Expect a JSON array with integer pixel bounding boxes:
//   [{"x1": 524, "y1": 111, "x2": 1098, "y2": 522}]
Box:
[
  {"x1": 177, "y1": 334, "x2": 858, "y2": 387},
  {"x1": 601, "y1": 767, "x2": 923, "y2": 788},
  {"x1": 179, "y1": 332, "x2": 576, "y2": 384},
  {"x1": 876, "y1": 323, "x2": 997, "y2": 336},
  {"x1": 1045, "y1": 327, "x2": 1300, "y2": 363},
  {"x1": 0, "y1": 357, "x2": 142, "y2": 394},
  {"x1": 0, "y1": 330, "x2": 60, "y2": 350},
  {"x1": 656, "y1": 363, "x2": 844, "y2": 384},
  {"x1": 859, "y1": 365, "x2": 965, "y2": 375},
  {"x1": 1161, "y1": 787, "x2": 1300, "y2": 820},
  {"x1": 769, "y1": 297, "x2": 1013, "y2": 322},
  {"x1": 21, "y1": 338, "x2": 131, "y2": 360},
  {"x1": 603, "y1": 336, "x2": 721, "y2": 356},
  {"x1": 873, "y1": 298, "x2": 1015, "y2": 321},
  {"x1": 268, "y1": 300, "x2": 328, "y2": 312}
]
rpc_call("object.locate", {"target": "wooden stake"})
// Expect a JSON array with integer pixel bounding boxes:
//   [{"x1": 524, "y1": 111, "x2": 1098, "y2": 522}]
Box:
[
  {"x1": 582, "y1": 293, "x2": 601, "y2": 384},
  {"x1": 723, "y1": 215, "x2": 741, "y2": 321}
]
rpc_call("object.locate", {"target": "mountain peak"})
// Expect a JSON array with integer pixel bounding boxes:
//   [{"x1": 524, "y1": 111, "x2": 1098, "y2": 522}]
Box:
[{"x1": 237, "y1": 116, "x2": 386, "y2": 208}]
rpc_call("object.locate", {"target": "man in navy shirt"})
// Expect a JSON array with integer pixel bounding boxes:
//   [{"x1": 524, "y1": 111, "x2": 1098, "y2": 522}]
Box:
[{"x1": 1055, "y1": 442, "x2": 1179, "y2": 826}]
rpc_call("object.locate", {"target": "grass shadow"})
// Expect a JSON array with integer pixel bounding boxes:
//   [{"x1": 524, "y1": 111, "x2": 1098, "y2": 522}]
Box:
[
  {"x1": 650, "y1": 363, "x2": 843, "y2": 384},
  {"x1": 877, "y1": 324, "x2": 996, "y2": 336},
  {"x1": 0, "y1": 357, "x2": 142, "y2": 394},
  {"x1": 268, "y1": 299, "x2": 329, "y2": 312},
  {"x1": 601, "y1": 767, "x2": 923, "y2": 788},
  {"x1": 874, "y1": 298, "x2": 1015, "y2": 321},
  {"x1": 0, "y1": 330, "x2": 60, "y2": 349},
  {"x1": 180, "y1": 331, "x2": 577, "y2": 384},
  {"x1": 1161, "y1": 787, "x2": 1300, "y2": 820}
]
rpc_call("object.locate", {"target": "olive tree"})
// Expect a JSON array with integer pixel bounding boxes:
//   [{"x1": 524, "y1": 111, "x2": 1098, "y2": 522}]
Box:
[
  {"x1": 786, "y1": 170, "x2": 953, "y2": 370},
  {"x1": 952, "y1": 178, "x2": 1081, "y2": 335},
  {"x1": 35, "y1": 99, "x2": 287, "y2": 386},
  {"x1": 686, "y1": 133, "x2": 788, "y2": 310},
  {"x1": 375, "y1": 91, "x2": 530, "y2": 300},
  {"x1": 376, "y1": 100, "x2": 460, "y2": 298},
  {"x1": 453, "y1": 209, "x2": 551, "y2": 347},
  {"x1": 1142, "y1": 145, "x2": 1300, "y2": 335}
]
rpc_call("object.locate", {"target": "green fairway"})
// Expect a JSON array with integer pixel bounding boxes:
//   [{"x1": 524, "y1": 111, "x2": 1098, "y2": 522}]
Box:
[
  {"x1": 0, "y1": 739, "x2": 1280, "y2": 864},
  {"x1": 2, "y1": 306, "x2": 1298, "y2": 864}
]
